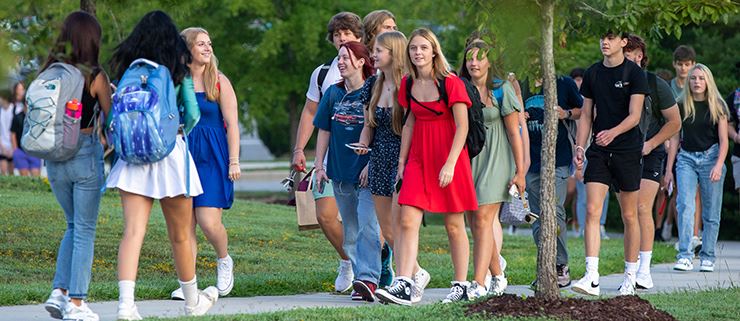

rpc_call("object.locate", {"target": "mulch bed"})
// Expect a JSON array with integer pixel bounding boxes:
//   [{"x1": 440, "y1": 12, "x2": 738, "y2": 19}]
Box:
[{"x1": 466, "y1": 294, "x2": 676, "y2": 321}]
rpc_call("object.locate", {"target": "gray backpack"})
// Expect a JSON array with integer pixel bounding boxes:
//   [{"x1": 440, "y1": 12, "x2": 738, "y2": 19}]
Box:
[{"x1": 22, "y1": 63, "x2": 85, "y2": 161}]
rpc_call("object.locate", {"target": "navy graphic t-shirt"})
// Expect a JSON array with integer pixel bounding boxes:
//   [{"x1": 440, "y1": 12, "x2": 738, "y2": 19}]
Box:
[{"x1": 314, "y1": 76, "x2": 375, "y2": 183}]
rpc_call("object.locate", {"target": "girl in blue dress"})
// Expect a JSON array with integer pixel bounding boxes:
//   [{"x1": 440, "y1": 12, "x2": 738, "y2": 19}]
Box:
[{"x1": 169, "y1": 27, "x2": 241, "y2": 300}]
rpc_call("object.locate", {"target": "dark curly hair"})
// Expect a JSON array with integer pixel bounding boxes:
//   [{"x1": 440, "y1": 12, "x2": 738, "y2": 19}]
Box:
[{"x1": 109, "y1": 10, "x2": 191, "y2": 84}]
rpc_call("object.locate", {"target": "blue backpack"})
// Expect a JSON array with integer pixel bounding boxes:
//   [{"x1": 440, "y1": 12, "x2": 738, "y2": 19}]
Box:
[{"x1": 108, "y1": 58, "x2": 180, "y2": 164}]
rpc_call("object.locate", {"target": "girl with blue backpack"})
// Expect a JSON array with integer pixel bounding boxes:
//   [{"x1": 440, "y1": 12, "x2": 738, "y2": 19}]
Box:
[
  {"x1": 38, "y1": 11, "x2": 111, "y2": 321},
  {"x1": 107, "y1": 11, "x2": 216, "y2": 319},
  {"x1": 167, "y1": 27, "x2": 240, "y2": 301}
]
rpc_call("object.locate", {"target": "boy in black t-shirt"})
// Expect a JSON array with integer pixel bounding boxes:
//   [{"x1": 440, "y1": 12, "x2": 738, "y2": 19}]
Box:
[
  {"x1": 622, "y1": 34, "x2": 682, "y2": 290},
  {"x1": 572, "y1": 31, "x2": 649, "y2": 297}
]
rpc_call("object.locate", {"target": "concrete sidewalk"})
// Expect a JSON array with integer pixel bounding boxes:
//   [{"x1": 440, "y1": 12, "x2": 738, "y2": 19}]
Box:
[{"x1": 3, "y1": 241, "x2": 739, "y2": 321}]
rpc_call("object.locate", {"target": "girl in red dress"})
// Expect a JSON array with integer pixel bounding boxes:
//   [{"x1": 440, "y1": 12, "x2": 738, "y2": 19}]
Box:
[{"x1": 375, "y1": 28, "x2": 477, "y2": 306}]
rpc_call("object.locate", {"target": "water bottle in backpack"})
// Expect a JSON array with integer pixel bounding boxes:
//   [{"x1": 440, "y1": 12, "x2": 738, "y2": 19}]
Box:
[{"x1": 22, "y1": 63, "x2": 86, "y2": 161}]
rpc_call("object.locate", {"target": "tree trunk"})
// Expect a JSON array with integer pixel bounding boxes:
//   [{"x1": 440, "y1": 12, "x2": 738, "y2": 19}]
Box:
[
  {"x1": 80, "y1": 0, "x2": 96, "y2": 16},
  {"x1": 536, "y1": 0, "x2": 559, "y2": 300}
]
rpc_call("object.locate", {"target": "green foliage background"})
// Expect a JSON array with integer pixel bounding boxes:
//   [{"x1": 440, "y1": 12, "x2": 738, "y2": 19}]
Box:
[{"x1": 0, "y1": 0, "x2": 738, "y2": 156}]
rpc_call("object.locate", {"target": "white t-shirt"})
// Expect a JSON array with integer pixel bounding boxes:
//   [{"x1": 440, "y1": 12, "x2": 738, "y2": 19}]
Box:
[
  {"x1": 305, "y1": 57, "x2": 341, "y2": 103},
  {"x1": 0, "y1": 106, "x2": 14, "y2": 150}
]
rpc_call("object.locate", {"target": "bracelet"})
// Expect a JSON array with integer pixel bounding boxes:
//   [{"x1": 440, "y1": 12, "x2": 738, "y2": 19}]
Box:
[
  {"x1": 315, "y1": 167, "x2": 325, "y2": 172},
  {"x1": 229, "y1": 162, "x2": 239, "y2": 166},
  {"x1": 575, "y1": 146, "x2": 585, "y2": 153},
  {"x1": 293, "y1": 148, "x2": 304, "y2": 153}
]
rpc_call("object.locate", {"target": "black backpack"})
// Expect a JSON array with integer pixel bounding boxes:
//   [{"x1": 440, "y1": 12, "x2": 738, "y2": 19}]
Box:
[
  {"x1": 403, "y1": 76, "x2": 487, "y2": 158},
  {"x1": 316, "y1": 57, "x2": 334, "y2": 100}
]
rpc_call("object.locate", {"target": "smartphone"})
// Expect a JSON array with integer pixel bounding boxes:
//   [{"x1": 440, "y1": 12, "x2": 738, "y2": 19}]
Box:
[
  {"x1": 345, "y1": 143, "x2": 372, "y2": 152},
  {"x1": 318, "y1": 179, "x2": 326, "y2": 193},
  {"x1": 395, "y1": 179, "x2": 403, "y2": 193}
]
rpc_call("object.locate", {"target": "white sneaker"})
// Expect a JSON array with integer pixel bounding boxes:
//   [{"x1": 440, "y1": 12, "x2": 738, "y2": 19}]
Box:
[
  {"x1": 635, "y1": 272, "x2": 653, "y2": 290},
  {"x1": 673, "y1": 258, "x2": 693, "y2": 271},
  {"x1": 488, "y1": 275, "x2": 507, "y2": 296},
  {"x1": 116, "y1": 303, "x2": 142, "y2": 321},
  {"x1": 170, "y1": 287, "x2": 184, "y2": 300},
  {"x1": 216, "y1": 255, "x2": 234, "y2": 296},
  {"x1": 500, "y1": 255, "x2": 507, "y2": 274},
  {"x1": 468, "y1": 281, "x2": 488, "y2": 299},
  {"x1": 484, "y1": 273, "x2": 492, "y2": 291},
  {"x1": 699, "y1": 260, "x2": 714, "y2": 272},
  {"x1": 571, "y1": 274, "x2": 600, "y2": 296},
  {"x1": 62, "y1": 301, "x2": 99, "y2": 321},
  {"x1": 411, "y1": 267, "x2": 431, "y2": 303},
  {"x1": 617, "y1": 274, "x2": 636, "y2": 296},
  {"x1": 692, "y1": 236, "x2": 702, "y2": 256},
  {"x1": 184, "y1": 286, "x2": 218, "y2": 316},
  {"x1": 334, "y1": 260, "x2": 353, "y2": 293},
  {"x1": 45, "y1": 289, "x2": 68, "y2": 319}
]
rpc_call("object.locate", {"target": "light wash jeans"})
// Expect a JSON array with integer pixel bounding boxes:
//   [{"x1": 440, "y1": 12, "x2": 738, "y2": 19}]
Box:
[
  {"x1": 333, "y1": 181, "x2": 381, "y2": 284},
  {"x1": 529, "y1": 165, "x2": 570, "y2": 265},
  {"x1": 48, "y1": 133, "x2": 104, "y2": 299},
  {"x1": 675, "y1": 144, "x2": 725, "y2": 263}
]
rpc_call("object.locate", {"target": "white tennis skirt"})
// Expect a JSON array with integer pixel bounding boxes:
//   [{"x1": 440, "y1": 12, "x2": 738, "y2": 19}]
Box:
[{"x1": 106, "y1": 135, "x2": 203, "y2": 199}]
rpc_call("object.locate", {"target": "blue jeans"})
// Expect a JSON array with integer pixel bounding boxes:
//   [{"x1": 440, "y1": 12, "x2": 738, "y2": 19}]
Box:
[
  {"x1": 48, "y1": 134, "x2": 104, "y2": 299},
  {"x1": 529, "y1": 166, "x2": 570, "y2": 265},
  {"x1": 576, "y1": 178, "x2": 608, "y2": 235},
  {"x1": 675, "y1": 144, "x2": 725, "y2": 263},
  {"x1": 333, "y1": 181, "x2": 380, "y2": 284}
]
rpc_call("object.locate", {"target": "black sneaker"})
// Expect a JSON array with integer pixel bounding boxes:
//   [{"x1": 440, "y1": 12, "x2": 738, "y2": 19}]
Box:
[
  {"x1": 376, "y1": 278, "x2": 413, "y2": 306},
  {"x1": 442, "y1": 281, "x2": 470, "y2": 303},
  {"x1": 557, "y1": 264, "x2": 571, "y2": 288}
]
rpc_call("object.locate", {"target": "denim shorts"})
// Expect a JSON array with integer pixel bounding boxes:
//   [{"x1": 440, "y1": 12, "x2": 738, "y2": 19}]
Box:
[{"x1": 312, "y1": 174, "x2": 335, "y2": 199}]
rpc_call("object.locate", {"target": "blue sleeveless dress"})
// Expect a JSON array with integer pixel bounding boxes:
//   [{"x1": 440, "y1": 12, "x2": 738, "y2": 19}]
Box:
[{"x1": 188, "y1": 93, "x2": 233, "y2": 209}]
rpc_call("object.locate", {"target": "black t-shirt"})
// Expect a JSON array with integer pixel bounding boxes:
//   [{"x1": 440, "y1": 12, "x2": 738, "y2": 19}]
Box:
[
  {"x1": 680, "y1": 100, "x2": 721, "y2": 152},
  {"x1": 727, "y1": 89, "x2": 740, "y2": 157},
  {"x1": 580, "y1": 59, "x2": 649, "y2": 152},
  {"x1": 10, "y1": 112, "x2": 25, "y2": 151},
  {"x1": 524, "y1": 76, "x2": 583, "y2": 173},
  {"x1": 643, "y1": 71, "x2": 678, "y2": 153}
]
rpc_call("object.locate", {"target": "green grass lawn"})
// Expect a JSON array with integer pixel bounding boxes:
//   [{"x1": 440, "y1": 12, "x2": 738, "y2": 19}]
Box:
[
  {"x1": 152, "y1": 287, "x2": 740, "y2": 321},
  {"x1": 0, "y1": 176, "x2": 675, "y2": 306}
]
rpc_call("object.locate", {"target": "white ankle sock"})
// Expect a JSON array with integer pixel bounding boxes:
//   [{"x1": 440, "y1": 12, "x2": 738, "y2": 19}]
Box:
[
  {"x1": 638, "y1": 251, "x2": 652, "y2": 274},
  {"x1": 585, "y1": 256, "x2": 599, "y2": 278},
  {"x1": 625, "y1": 261, "x2": 639, "y2": 276},
  {"x1": 179, "y1": 277, "x2": 198, "y2": 307},
  {"x1": 118, "y1": 280, "x2": 136, "y2": 306}
]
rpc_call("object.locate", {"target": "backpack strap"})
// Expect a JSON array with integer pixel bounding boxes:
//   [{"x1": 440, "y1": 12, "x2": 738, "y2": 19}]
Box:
[
  {"x1": 436, "y1": 77, "x2": 448, "y2": 105},
  {"x1": 403, "y1": 77, "x2": 413, "y2": 124},
  {"x1": 316, "y1": 58, "x2": 334, "y2": 101}
]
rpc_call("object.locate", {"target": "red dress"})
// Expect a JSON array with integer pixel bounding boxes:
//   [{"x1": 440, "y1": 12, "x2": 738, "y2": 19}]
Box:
[{"x1": 397, "y1": 74, "x2": 478, "y2": 213}]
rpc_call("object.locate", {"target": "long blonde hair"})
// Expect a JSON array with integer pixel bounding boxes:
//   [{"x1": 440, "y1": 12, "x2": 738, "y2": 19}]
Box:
[
  {"x1": 406, "y1": 28, "x2": 450, "y2": 81},
  {"x1": 367, "y1": 31, "x2": 407, "y2": 135},
  {"x1": 362, "y1": 10, "x2": 396, "y2": 51},
  {"x1": 678, "y1": 63, "x2": 727, "y2": 124},
  {"x1": 181, "y1": 27, "x2": 220, "y2": 101}
]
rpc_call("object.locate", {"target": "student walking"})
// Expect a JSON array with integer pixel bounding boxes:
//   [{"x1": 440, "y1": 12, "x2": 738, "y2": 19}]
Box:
[
  {"x1": 375, "y1": 28, "x2": 477, "y2": 305},
  {"x1": 458, "y1": 39, "x2": 525, "y2": 298},
  {"x1": 571, "y1": 31, "x2": 649, "y2": 297},
  {"x1": 39, "y1": 11, "x2": 111, "y2": 321},
  {"x1": 168, "y1": 27, "x2": 240, "y2": 300},
  {"x1": 314, "y1": 41, "x2": 380, "y2": 302},
  {"x1": 355, "y1": 31, "x2": 431, "y2": 300},
  {"x1": 669, "y1": 64, "x2": 728, "y2": 273},
  {"x1": 622, "y1": 34, "x2": 682, "y2": 289},
  {"x1": 291, "y1": 12, "x2": 364, "y2": 293},
  {"x1": 107, "y1": 10, "x2": 217, "y2": 319}
]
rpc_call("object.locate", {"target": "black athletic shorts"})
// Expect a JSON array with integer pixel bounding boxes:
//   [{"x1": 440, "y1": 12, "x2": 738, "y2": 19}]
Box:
[
  {"x1": 641, "y1": 150, "x2": 667, "y2": 183},
  {"x1": 584, "y1": 147, "x2": 643, "y2": 192},
  {"x1": 0, "y1": 155, "x2": 12, "y2": 161}
]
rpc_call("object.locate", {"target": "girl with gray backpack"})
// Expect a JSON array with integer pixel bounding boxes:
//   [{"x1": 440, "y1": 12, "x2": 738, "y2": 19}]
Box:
[{"x1": 31, "y1": 11, "x2": 111, "y2": 321}]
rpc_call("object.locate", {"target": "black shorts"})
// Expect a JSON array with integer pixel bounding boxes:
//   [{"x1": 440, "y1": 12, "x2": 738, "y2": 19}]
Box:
[
  {"x1": 641, "y1": 150, "x2": 666, "y2": 183},
  {"x1": 584, "y1": 147, "x2": 642, "y2": 192},
  {"x1": 0, "y1": 155, "x2": 12, "y2": 161}
]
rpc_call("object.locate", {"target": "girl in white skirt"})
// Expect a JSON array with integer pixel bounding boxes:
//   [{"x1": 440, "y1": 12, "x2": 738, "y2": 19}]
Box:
[{"x1": 107, "y1": 10, "x2": 217, "y2": 319}]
